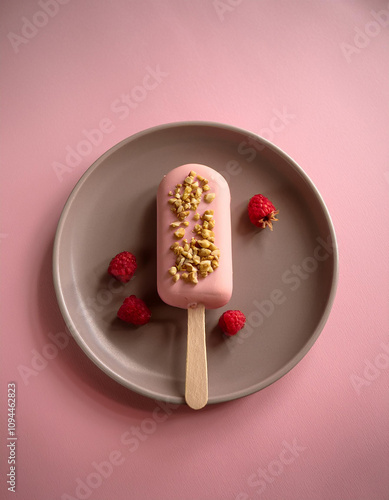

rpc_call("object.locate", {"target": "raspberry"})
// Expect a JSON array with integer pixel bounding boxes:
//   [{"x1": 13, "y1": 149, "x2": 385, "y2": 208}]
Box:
[
  {"x1": 108, "y1": 251, "x2": 137, "y2": 283},
  {"x1": 219, "y1": 310, "x2": 246, "y2": 336},
  {"x1": 248, "y1": 194, "x2": 279, "y2": 230},
  {"x1": 117, "y1": 295, "x2": 151, "y2": 325}
]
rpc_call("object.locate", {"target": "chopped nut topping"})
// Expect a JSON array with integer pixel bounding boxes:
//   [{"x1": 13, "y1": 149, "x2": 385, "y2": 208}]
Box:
[
  {"x1": 174, "y1": 227, "x2": 185, "y2": 239},
  {"x1": 177, "y1": 211, "x2": 189, "y2": 220},
  {"x1": 185, "y1": 263, "x2": 195, "y2": 272},
  {"x1": 188, "y1": 272, "x2": 198, "y2": 284},
  {"x1": 201, "y1": 229, "x2": 213, "y2": 239},
  {"x1": 199, "y1": 248, "x2": 211, "y2": 257},
  {"x1": 199, "y1": 260, "x2": 211, "y2": 270},
  {"x1": 198, "y1": 239, "x2": 211, "y2": 248},
  {"x1": 173, "y1": 246, "x2": 182, "y2": 256},
  {"x1": 204, "y1": 193, "x2": 216, "y2": 203},
  {"x1": 168, "y1": 170, "x2": 220, "y2": 284}
]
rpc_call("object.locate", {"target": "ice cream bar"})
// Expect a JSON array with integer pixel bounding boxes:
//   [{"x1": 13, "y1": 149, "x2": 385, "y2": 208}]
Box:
[
  {"x1": 157, "y1": 164, "x2": 233, "y2": 309},
  {"x1": 157, "y1": 163, "x2": 233, "y2": 409}
]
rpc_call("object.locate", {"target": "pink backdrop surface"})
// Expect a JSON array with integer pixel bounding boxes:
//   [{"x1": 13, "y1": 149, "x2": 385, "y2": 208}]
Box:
[{"x1": 1, "y1": 1, "x2": 388, "y2": 499}]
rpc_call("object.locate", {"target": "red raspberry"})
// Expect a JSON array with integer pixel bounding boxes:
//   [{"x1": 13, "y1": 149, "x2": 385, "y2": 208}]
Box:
[
  {"x1": 117, "y1": 295, "x2": 151, "y2": 325},
  {"x1": 219, "y1": 310, "x2": 246, "y2": 336},
  {"x1": 108, "y1": 251, "x2": 137, "y2": 283},
  {"x1": 248, "y1": 194, "x2": 279, "y2": 230}
]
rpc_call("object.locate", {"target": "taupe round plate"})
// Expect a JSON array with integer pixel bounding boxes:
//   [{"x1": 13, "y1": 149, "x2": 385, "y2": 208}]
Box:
[{"x1": 53, "y1": 122, "x2": 338, "y2": 404}]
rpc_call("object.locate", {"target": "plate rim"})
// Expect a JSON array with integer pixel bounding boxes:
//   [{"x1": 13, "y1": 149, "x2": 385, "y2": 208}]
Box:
[{"x1": 52, "y1": 120, "x2": 339, "y2": 404}]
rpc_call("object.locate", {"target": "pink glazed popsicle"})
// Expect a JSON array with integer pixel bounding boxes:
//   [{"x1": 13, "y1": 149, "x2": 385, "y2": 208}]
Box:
[{"x1": 157, "y1": 164, "x2": 233, "y2": 409}]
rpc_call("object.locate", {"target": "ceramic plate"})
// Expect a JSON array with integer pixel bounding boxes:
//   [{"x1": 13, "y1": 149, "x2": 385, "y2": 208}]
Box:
[{"x1": 53, "y1": 122, "x2": 338, "y2": 404}]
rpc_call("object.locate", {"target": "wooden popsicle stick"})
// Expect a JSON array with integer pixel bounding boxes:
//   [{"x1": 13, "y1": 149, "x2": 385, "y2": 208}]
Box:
[{"x1": 185, "y1": 304, "x2": 208, "y2": 410}]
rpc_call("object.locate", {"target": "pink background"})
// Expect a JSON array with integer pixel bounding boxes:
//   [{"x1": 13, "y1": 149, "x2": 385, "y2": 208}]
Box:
[{"x1": 1, "y1": 1, "x2": 389, "y2": 499}]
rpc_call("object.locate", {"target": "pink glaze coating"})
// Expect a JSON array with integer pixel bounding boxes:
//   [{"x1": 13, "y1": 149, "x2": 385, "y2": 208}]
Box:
[{"x1": 157, "y1": 164, "x2": 233, "y2": 309}]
